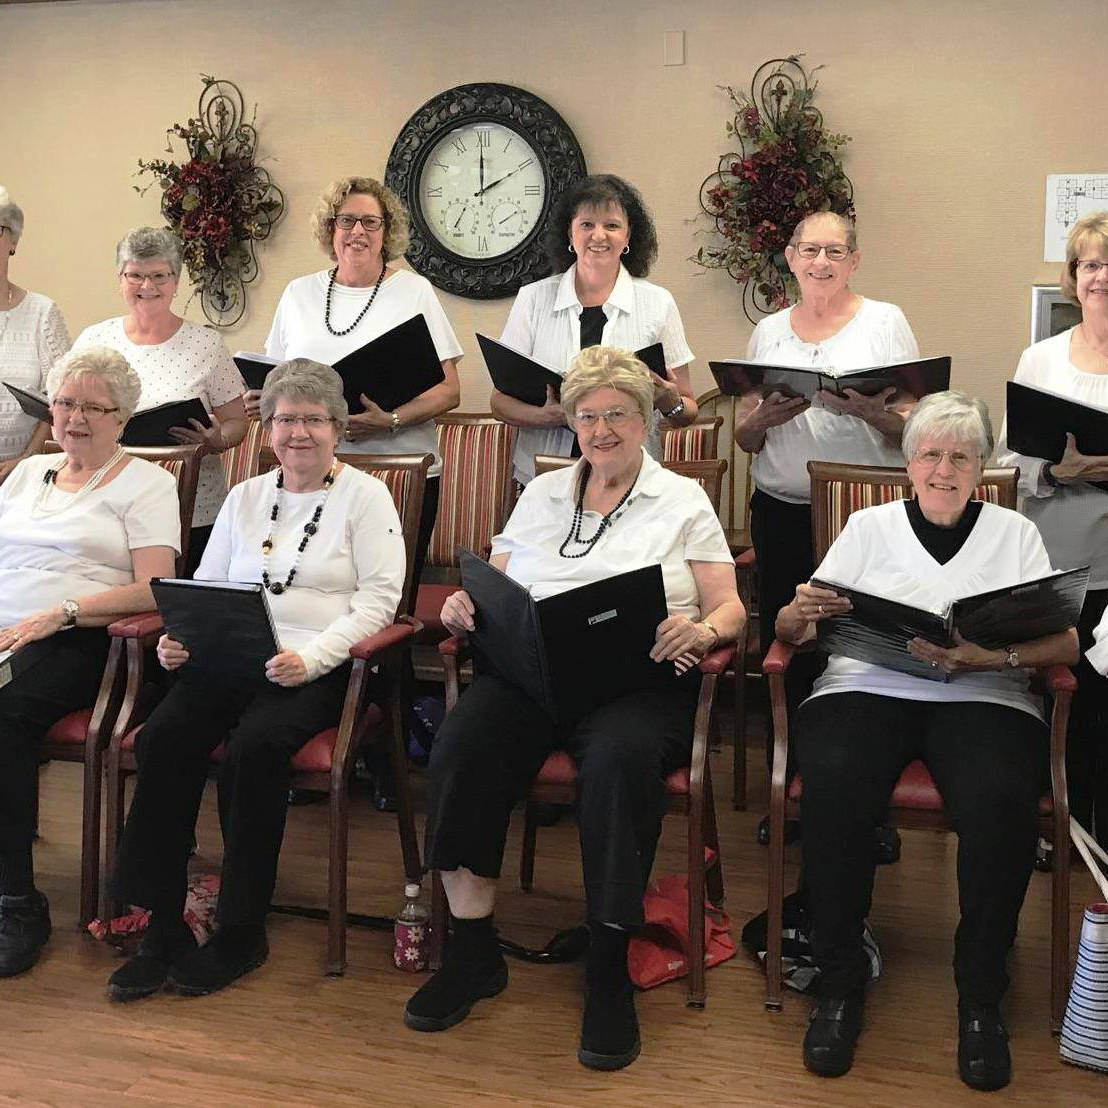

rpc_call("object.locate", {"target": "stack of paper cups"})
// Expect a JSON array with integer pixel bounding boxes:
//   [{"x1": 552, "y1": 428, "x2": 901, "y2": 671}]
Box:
[{"x1": 1060, "y1": 902, "x2": 1108, "y2": 1072}]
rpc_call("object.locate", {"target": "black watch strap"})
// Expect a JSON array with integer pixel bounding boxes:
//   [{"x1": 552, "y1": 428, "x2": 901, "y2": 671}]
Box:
[{"x1": 1042, "y1": 462, "x2": 1059, "y2": 488}]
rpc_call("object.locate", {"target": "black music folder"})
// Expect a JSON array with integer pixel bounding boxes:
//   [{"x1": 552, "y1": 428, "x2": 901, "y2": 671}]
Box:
[
  {"x1": 477, "y1": 334, "x2": 564, "y2": 406},
  {"x1": 0, "y1": 639, "x2": 52, "y2": 692},
  {"x1": 709, "y1": 355, "x2": 951, "y2": 403},
  {"x1": 120, "y1": 398, "x2": 211, "y2": 447},
  {"x1": 810, "y1": 566, "x2": 1089, "y2": 682},
  {"x1": 151, "y1": 578, "x2": 280, "y2": 683},
  {"x1": 3, "y1": 381, "x2": 50, "y2": 422},
  {"x1": 332, "y1": 314, "x2": 445, "y2": 414},
  {"x1": 232, "y1": 352, "x2": 278, "y2": 391},
  {"x1": 458, "y1": 549, "x2": 670, "y2": 721}
]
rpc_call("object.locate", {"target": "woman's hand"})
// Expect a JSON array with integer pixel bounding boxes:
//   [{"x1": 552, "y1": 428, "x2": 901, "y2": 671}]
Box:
[
  {"x1": 535, "y1": 385, "x2": 569, "y2": 427},
  {"x1": 735, "y1": 391, "x2": 809, "y2": 451},
  {"x1": 1049, "y1": 433, "x2": 1108, "y2": 484},
  {"x1": 793, "y1": 582, "x2": 852, "y2": 622},
  {"x1": 818, "y1": 386, "x2": 895, "y2": 422},
  {"x1": 156, "y1": 634, "x2": 190, "y2": 671},
  {"x1": 0, "y1": 607, "x2": 66, "y2": 653},
  {"x1": 265, "y1": 650, "x2": 308, "y2": 687},
  {"x1": 441, "y1": 589, "x2": 476, "y2": 636},
  {"x1": 652, "y1": 365, "x2": 683, "y2": 414},
  {"x1": 345, "y1": 395, "x2": 394, "y2": 441},
  {"x1": 907, "y1": 630, "x2": 1005, "y2": 675},
  {"x1": 243, "y1": 389, "x2": 262, "y2": 420},
  {"x1": 168, "y1": 411, "x2": 228, "y2": 455},
  {"x1": 651, "y1": 615, "x2": 716, "y2": 674}
]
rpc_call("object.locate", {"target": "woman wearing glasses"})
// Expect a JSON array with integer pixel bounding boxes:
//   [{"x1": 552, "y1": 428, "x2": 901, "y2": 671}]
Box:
[
  {"x1": 0, "y1": 347, "x2": 179, "y2": 979},
  {"x1": 406, "y1": 347, "x2": 744, "y2": 1071},
  {"x1": 72, "y1": 227, "x2": 247, "y2": 573},
  {"x1": 997, "y1": 211, "x2": 1108, "y2": 851},
  {"x1": 775, "y1": 391, "x2": 1078, "y2": 1091},
  {"x1": 108, "y1": 359, "x2": 405, "y2": 1000}
]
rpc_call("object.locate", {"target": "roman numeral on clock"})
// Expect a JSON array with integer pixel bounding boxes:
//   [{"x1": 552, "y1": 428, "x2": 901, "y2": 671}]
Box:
[
  {"x1": 524, "y1": 184, "x2": 540, "y2": 196},
  {"x1": 451, "y1": 138, "x2": 467, "y2": 155}
]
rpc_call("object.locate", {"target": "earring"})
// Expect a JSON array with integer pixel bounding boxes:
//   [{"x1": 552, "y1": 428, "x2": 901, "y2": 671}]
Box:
[
  {"x1": 622, "y1": 245, "x2": 630, "y2": 255},
  {"x1": 568, "y1": 243, "x2": 575, "y2": 254}
]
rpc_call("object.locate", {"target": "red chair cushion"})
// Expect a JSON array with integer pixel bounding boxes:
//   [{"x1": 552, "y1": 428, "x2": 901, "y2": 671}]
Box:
[
  {"x1": 44, "y1": 709, "x2": 92, "y2": 745},
  {"x1": 533, "y1": 750, "x2": 690, "y2": 795},
  {"x1": 415, "y1": 583, "x2": 456, "y2": 638}
]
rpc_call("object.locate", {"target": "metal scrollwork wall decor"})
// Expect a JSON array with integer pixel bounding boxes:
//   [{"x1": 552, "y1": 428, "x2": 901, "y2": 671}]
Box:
[
  {"x1": 695, "y1": 56, "x2": 855, "y2": 323},
  {"x1": 135, "y1": 75, "x2": 285, "y2": 326}
]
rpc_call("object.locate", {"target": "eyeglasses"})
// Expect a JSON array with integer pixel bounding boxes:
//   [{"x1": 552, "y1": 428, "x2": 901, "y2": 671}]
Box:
[
  {"x1": 912, "y1": 447, "x2": 979, "y2": 471},
  {"x1": 792, "y1": 242, "x2": 853, "y2": 261},
  {"x1": 574, "y1": 407, "x2": 640, "y2": 429},
  {"x1": 51, "y1": 397, "x2": 120, "y2": 419},
  {"x1": 121, "y1": 270, "x2": 175, "y2": 286},
  {"x1": 271, "y1": 415, "x2": 335, "y2": 429},
  {"x1": 333, "y1": 214, "x2": 385, "y2": 232},
  {"x1": 1074, "y1": 259, "x2": 1108, "y2": 277}
]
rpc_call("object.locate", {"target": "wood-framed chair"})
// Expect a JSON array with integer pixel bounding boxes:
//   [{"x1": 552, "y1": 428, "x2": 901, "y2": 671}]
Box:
[
  {"x1": 102, "y1": 451, "x2": 432, "y2": 974},
  {"x1": 692, "y1": 389, "x2": 754, "y2": 552},
  {"x1": 218, "y1": 418, "x2": 269, "y2": 489},
  {"x1": 662, "y1": 416, "x2": 723, "y2": 462},
  {"x1": 37, "y1": 442, "x2": 202, "y2": 927},
  {"x1": 762, "y1": 460, "x2": 1075, "y2": 1031}
]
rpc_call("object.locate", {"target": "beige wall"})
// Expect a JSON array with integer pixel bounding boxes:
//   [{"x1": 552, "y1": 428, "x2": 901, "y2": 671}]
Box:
[{"x1": 2, "y1": 0, "x2": 1105, "y2": 424}]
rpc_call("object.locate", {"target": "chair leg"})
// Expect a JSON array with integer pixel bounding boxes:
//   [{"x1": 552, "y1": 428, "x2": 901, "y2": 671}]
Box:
[
  {"x1": 687, "y1": 771, "x2": 707, "y2": 1008},
  {"x1": 519, "y1": 800, "x2": 538, "y2": 892},
  {"x1": 326, "y1": 777, "x2": 349, "y2": 976},
  {"x1": 430, "y1": 869, "x2": 449, "y2": 971},
  {"x1": 79, "y1": 743, "x2": 103, "y2": 929},
  {"x1": 765, "y1": 672, "x2": 789, "y2": 1012},
  {"x1": 732, "y1": 663, "x2": 748, "y2": 811},
  {"x1": 704, "y1": 763, "x2": 724, "y2": 908},
  {"x1": 102, "y1": 750, "x2": 127, "y2": 922}
]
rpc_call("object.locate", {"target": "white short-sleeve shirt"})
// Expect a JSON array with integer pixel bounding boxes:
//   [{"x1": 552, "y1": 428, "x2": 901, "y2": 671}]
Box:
[{"x1": 499, "y1": 265, "x2": 695, "y2": 485}]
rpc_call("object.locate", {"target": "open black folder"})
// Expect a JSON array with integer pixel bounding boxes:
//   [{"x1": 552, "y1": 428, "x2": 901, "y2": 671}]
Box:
[
  {"x1": 708, "y1": 355, "x2": 951, "y2": 403},
  {"x1": 458, "y1": 549, "x2": 670, "y2": 721},
  {"x1": 151, "y1": 578, "x2": 280, "y2": 684},
  {"x1": 810, "y1": 566, "x2": 1089, "y2": 682},
  {"x1": 232, "y1": 352, "x2": 276, "y2": 391}
]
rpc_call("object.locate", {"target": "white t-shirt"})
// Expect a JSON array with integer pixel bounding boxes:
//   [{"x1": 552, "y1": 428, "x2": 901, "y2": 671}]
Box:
[
  {"x1": 72, "y1": 317, "x2": 244, "y2": 528},
  {"x1": 0, "y1": 453, "x2": 180, "y2": 627},
  {"x1": 996, "y1": 327, "x2": 1108, "y2": 590},
  {"x1": 491, "y1": 448, "x2": 732, "y2": 618},
  {"x1": 500, "y1": 264, "x2": 695, "y2": 485},
  {"x1": 0, "y1": 292, "x2": 70, "y2": 460},
  {"x1": 747, "y1": 298, "x2": 921, "y2": 503},
  {"x1": 805, "y1": 499, "x2": 1055, "y2": 721},
  {"x1": 196, "y1": 463, "x2": 406, "y2": 681},
  {"x1": 264, "y1": 268, "x2": 463, "y2": 478}
]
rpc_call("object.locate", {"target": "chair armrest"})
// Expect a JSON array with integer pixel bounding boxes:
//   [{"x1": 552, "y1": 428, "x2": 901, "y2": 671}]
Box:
[
  {"x1": 734, "y1": 547, "x2": 757, "y2": 571},
  {"x1": 1041, "y1": 663, "x2": 1077, "y2": 695},
  {"x1": 438, "y1": 634, "x2": 469, "y2": 658},
  {"x1": 107, "y1": 612, "x2": 164, "y2": 639},
  {"x1": 699, "y1": 643, "x2": 737, "y2": 674},
  {"x1": 762, "y1": 638, "x2": 797, "y2": 675},
  {"x1": 349, "y1": 617, "x2": 420, "y2": 661}
]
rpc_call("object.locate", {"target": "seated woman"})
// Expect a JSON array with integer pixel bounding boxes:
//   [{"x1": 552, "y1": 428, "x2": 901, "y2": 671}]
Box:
[
  {"x1": 0, "y1": 347, "x2": 180, "y2": 978},
  {"x1": 108, "y1": 358, "x2": 405, "y2": 1001},
  {"x1": 405, "y1": 347, "x2": 745, "y2": 1070},
  {"x1": 774, "y1": 391, "x2": 1079, "y2": 1091}
]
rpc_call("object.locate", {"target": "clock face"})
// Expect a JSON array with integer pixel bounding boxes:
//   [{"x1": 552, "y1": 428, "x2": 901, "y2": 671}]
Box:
[{"x1": 417, "y1": 122, "x2": 547, "y2": 261}]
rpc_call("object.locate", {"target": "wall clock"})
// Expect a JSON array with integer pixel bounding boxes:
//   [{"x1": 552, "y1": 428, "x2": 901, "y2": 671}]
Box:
[{"x1": 385, "y1": 83, "x2": 586, "y2": 300}]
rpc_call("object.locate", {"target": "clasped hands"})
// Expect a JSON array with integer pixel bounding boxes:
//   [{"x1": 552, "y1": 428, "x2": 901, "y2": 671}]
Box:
[{"x1": 156, "y1": 634, "x2": 308, "y2": 687}]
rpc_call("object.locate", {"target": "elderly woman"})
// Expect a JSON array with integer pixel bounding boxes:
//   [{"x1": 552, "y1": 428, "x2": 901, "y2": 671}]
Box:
[
  {"x1": 107, "y1": 359, "x2": 405, "y2": 1001},
  {"x1": 72, "y1": 227, "x2": 247, "y2": 573},
  {"x1": 0, "y1": 186, "x2": 70, "y2": 482},
  {"x1": 998, "y1": 211, "x2": 1108, "y2": 851},
  {"x1": 775, "y1": 391, "x2": 1078, "y2": 1091},
  {"x1": 0, "y1": 347, "x2": 179, "y2": 978},
  {"x1": 406, "y1": 347, "x2": 744, "y2": 1070},
  {"x1": 490, "y1": 174, "x2": 697, "y2": 488}
]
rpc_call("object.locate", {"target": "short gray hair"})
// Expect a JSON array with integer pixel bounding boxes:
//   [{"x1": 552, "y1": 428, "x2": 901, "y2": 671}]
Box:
[
  {"x1": 560, "y1": 345, "x2": 655, "y2": 429},
  {"x1": 902, "y1": 390, "x2": 993, "y2": 463},
  {"x1": 116, "y1": 226, "x2": 183, "y2": 277},
  {"x1": 46, "y1": 346, "x2": 143, "y2": 422},
  {"x1": 259, "y1": 358, "x2": 348, "y2": 434},
  {"x1": 0, "y1": 185, "x2": 24, "y2": 245},
  {"x1": 789, "y1": 210, "x2": 858, "y2": 252}
]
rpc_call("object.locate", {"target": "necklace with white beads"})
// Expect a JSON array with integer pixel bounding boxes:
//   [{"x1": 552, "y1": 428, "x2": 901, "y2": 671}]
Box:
[
  {"x1": 31, "y1": 446, "x2": 126, "y2": 518},
  {"x1": 261, "y1": 463, "x2": 337, "y2": 595}
]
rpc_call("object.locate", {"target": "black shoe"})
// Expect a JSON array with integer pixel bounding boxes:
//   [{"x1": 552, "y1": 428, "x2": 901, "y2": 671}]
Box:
[
  {"x1": 1034, "y1": 836, "x2": 1053, "y2": 873},
  {"x1": 107, "y1": 917, "x2": 196, "y2": 1002},
  {"x1": 165, "y1": 924, "x2": 269, "y2": 996},
  {"x1": 756, "y1": 815, "x2": 801, "y2": 846},
  {"x1": 803, "y1": 995, "x2": 864, "y2": 1077},
  {"x1": 0, "y1": 891, "x2": 51, "y2": 978},
  {"x1": 958, "y1": 1003, "x2": 1010, "y2": 1091},
  {"x1": 287, "y1": 787, "x2": 327, "y2": 806},
  {"x1": 578, "y1": 925, "x2": 640, "y2": 1070},
  {"x1": 875, "y1": 825, "x2": 901, "y2": 865}
]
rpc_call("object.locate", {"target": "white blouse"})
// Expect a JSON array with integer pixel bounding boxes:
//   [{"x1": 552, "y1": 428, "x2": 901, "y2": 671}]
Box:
[
  {"x1": 499, "y1": 265, "x2": 694, "y2": 485},
  {"x1": 747, "y1": 298, "x2": 921, "y2": 504},
  {"x1": 196, "y1": 464, "x2": 406, "y2": 681},
  {"x1": 0, "y1": 292, "x2": 69, "y2": 460},
  {"x1": 996, "y1": 327, "x2": 1108, "y2": 590},
  {"x1": 72, "y1": 318, "x2": 244, "y2": 528},
  {"x1": 0, "y1": 453, "x2": 180, "y2": 627}
]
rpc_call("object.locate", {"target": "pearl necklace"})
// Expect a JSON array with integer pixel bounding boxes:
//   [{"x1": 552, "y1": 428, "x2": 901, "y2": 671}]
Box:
[
  {"x1": 261, "y1": 463, "x2": 337, "y2": 594},
  {"x1": 324, "y1": 265, "x2": 386, "y2": 337},
  {"x1": 558, "y1": 463, "x2": 634, "y2": 559},
  {"x1": 31, "y1": 446, "x2": 126, "y2": 517}
]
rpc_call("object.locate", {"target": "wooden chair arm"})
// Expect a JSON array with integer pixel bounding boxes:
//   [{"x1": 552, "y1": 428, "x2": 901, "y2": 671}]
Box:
[
  {"x1": 734, "y1": 547, "x2": 757, "y2": 571},
  {"x1": 699, "y1": 643, "x2": 737, "y2": 674},
  {"x1": 437, "y1": 635, "x2": 471, "y2": 660},
  {"x1": 1042, "y1": 663, "x2": 1077, "y2": 695},
  {"x1": 762, "y1": 638, "x2": 797, "y2": 675},
  {"x1": 348, "y1": 615, "x2": 421, "y2": 661},
  {"x1": 107, "y1": 612, "x2": 165, "y2": 641}
]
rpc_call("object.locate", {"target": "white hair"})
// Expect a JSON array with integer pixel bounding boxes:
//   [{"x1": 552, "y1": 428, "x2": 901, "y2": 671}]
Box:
[
  {"x1": 0, "y1": 185, "x2": 24, "y2": 244},
  {"x1": 115, "y1": 226, "x2": 183, "y2": 276},
  {"x1": 902, "y1": 390, "x2": 994, "y2": 462},
  {"x1": 46, "y1": 346, "x2": 143, "y2": 422}
]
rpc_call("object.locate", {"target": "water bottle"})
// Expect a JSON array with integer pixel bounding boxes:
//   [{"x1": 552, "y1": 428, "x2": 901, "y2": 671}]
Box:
[{"x1": 393, "y1": 882, "x2": 429, "y2": 972}]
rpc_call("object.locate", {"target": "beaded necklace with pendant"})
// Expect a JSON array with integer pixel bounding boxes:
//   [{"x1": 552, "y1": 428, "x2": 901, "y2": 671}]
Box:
[{"x1": 261, "y1": 463, "x2": 337, "y2": 594}]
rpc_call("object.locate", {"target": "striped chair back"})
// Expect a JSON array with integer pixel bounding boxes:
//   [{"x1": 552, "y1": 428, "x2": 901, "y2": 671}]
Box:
[
  {"x1": 808, "y1": 460, "x2": 1019, "y2": 563},
  {"x1": 662, "y1": 416, "x2": 724, "y2": 462},
  {"x1": 426, "y1": 414, "x2": 517, "y2": 569},
  {"x1": 221, "y1": 419, "x2": 270, "y2": 489}
]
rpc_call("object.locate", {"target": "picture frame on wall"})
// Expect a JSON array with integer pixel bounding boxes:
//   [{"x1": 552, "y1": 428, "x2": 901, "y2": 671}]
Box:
[{"x1": 1031, "y1": 285, "x2": 1082, "y2": 344}]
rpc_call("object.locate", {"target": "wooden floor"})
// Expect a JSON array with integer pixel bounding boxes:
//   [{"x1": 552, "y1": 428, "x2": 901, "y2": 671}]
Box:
[{"x1": 3, "y1": 691, "x2": 1105, "y2": 1107}]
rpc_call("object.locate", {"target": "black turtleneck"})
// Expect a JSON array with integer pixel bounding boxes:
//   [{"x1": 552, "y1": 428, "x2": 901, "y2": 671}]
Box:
[{"x1": 905, "y1": 496, "x2": 982, "y2": 564}]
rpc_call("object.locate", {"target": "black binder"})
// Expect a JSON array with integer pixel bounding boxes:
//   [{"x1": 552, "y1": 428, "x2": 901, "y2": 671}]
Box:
[
  {"x1": 709, "y1": 355, "x2": 951, "y2": 402},
  {"x1": 477, "y1": 334, "x2": 564, "y2": 406},
  {"x1": 120, "y1": 398, "x2": 211, "y2": 447},
  {"x1": 811, "y1": 566, "x2": 1089, "y2": 682},
  {"x1": 0, "y1": 638, "x2": 52, "y2": 692},
  {"x1": 2, "y1": 381, "x2": 50, "y2": 423},
  {"x1": 232, "y1": 352, "x2": 278, "y2": 391},
  {"x1": 458, "y1": 549, "x2": 670, "y2": 721},
  {"x1": 151, "y1": 578, "x2": 280, "y2": 683}
]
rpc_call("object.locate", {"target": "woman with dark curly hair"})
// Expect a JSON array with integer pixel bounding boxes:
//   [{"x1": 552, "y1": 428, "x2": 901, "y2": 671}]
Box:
[{"x1": 490, "y1": 174, "x2": 697, "y2": 486}]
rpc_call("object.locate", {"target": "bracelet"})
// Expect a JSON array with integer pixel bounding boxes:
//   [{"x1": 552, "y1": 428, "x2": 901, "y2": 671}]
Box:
[
  {"x1": 1042, "y1": 462, "x2": 1059, "y2": 488},
  {"x1": 389, "y1": 412, "x2": 402, "y2": 433},
  {"x1": 663, "y1": 400, "x2": 686, "y2": 420},
  {"x1": 699, "y1": 619, "x2": 720, "y2": 648}
]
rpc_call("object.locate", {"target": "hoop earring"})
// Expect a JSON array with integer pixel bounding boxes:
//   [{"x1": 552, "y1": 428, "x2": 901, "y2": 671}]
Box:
[
  {"x1": 568, "y1": 243, "x2": 575, "y2": 254},
  {"x1": 622, "y1": 245, "x2": 630, "y2": 255}
]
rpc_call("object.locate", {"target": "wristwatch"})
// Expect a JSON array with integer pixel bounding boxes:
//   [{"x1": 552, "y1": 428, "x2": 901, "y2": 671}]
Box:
[
  {"x1": 389, "y1": 412, "x2": 402, "y2": 434},
  {"x1": 699, "y1": 619, "x2": 720, "y2": 649},
  {"x1": 663, "y1": 400, "x2": 685, "y2": 420},
  {"x1": 1004, "y1": 647, "x2": 1021, "y2": 669},
  {"x1": 1042, "y1": 462, "x2": 1059, "y2": 488},
  {"x1": 61, "y1": 599, "x2": 79, "y2": 627}
]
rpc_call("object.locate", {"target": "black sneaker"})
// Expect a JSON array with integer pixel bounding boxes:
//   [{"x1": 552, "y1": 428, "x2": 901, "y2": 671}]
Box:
[
  {"x1": 107, "y1": 918, "x2": 197, "y2": 1002},
  {"x1": 165, "y1": 924, "x2": 269, "y2": 996},
  {"x1": 0, "y1": 891, "x2": 51, "y2": 978},
  {"x1": 803, "y1": 994, "x2": 864, "y2": 1077},
  {"x1": 958, "y1": 1003, "x2": 1010, "y2": 1091}
]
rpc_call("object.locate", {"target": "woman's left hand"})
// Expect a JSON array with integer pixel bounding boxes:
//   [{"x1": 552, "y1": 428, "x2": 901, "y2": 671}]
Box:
[
  {"x1": 651, "y1": 615, "x2": 715, "y2": 674},
  {"x1": 0, "y1": 607, "x2": 66, "y2": 653},
  {"x1": 345, "y1": 395, "x2": 393, "y2": 441},
  {"x1": 652, "y1": 366, "x2": 682, "y2": 414},
  {"x1": 168, "y1": 411, "x2": 228, "y2": 455},
  {"x1": 265, "y1": 650, "x2": 308, "y2": 687},
  {"x1": 819, "y1": 386, "x2": 896, "y2": 424},
  {"x1": 907, "y1": 630, "x2": 1005, "y2": 675}
]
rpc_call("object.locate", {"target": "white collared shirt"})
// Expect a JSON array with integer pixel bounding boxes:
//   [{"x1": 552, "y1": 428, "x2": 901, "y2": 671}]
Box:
[
  {"x1": 499, "y1": 265, "x2": 694, "y2": 485},
  {"x1": 490, "y1": 448, "x2": 731, "y2": 618}
]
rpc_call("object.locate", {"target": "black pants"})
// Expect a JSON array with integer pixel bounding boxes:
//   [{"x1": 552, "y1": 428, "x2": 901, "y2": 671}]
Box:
[
  {"x1": 412, "y1": 475, "x2": 440, "y2": 599},
  {"x1": 795, "y1": 692, "x2": 1046, "y2": 1005},
  {"x1": 0, "y1": 630, "x2": 109, "y2": 862},
  {"x1": 424, "y1": 672, "x2": 700, "y2": 927},
  {"x1": 1068, "y1": 589, "x2": 1108, "y2": 847},
  {"x1": 111, "y1": 664, "x2": 353, "y2": 928}
]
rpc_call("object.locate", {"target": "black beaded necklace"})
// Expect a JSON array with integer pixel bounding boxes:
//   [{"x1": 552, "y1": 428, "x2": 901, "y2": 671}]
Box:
[
  {"x1": 324, "y1": 264, "x2": 386, "y2": 337},
  {"x1": 261, "y1": 464, "x2": 337, "y2": 594},
  {"x1": 558, "y1": 463, "x2": 635, "y2": 559}
]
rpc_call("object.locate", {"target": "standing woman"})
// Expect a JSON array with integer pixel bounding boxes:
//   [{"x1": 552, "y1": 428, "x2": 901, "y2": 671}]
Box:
[
  {"x1": 73, "y1": 227, "x2": 247, "y2": 573},
  {"x1": 0, "y1": 186, "x2": 70, "y2": 483},
  {"x1": 997, "y1": 211, "x2": 1108, "y2": 848},
  {"x1": 490, "y1": 174, "x2": 697, "y2": 488}
]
